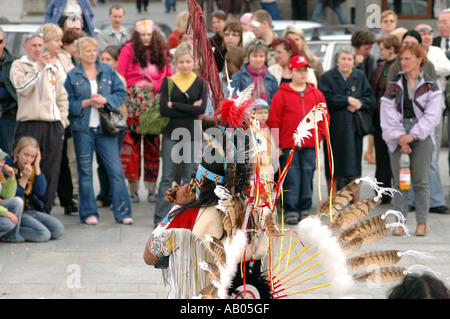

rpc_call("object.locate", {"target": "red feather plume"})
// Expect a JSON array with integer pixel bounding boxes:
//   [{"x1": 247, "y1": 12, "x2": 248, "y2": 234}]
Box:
[
  {"x1": 215, "y1": 99, "x2": 255, "y2": 129},
  {"x1": 187, "y1": 0, "x2": 224, "y2": 110}
]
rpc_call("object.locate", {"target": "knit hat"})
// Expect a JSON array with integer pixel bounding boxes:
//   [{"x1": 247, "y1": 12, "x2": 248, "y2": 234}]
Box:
[
  {"x1": 0, "y1": 148, "x2": 7, "y2": 160},
  {"x1": 288, "y1": 55, "x2": 310, "y2": 70},
  {"x1": 135, "y1": 19, "x2": 155, "y2": 34},
  {"x1": 402, "y1": 29, "x2": 422, "y2": 44},
  {"x1": 240, "y1": 13, "x2": 253, "y2": 26}
]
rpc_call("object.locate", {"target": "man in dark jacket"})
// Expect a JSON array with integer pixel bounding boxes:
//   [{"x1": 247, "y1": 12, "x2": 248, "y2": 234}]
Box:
[
  {"x1": 352, "y1": 28, "x2": 377, "y2": 83},
  {"x1": 0, "y1": 27, "x2": 18, "y2": 154}
]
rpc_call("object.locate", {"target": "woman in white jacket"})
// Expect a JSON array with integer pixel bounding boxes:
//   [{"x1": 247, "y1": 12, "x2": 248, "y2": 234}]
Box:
[
  {"x1": 380, "y1": 43, "x2": 444, "y2": 236},
  {"x1": 408, "y1": 24, "x2": 450, "y2": 215}
]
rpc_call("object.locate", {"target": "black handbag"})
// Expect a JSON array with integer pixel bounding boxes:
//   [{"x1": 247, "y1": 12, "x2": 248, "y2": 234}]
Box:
[
  {"x1": 354, "y1": 109, "x2": 374, "y2": 137},
  {"x1": 348, "y1": 76, "x2": 374, "y2": 137},
  {"x1": 98, "y1": 104, "x2": 127, "y2": 136}
]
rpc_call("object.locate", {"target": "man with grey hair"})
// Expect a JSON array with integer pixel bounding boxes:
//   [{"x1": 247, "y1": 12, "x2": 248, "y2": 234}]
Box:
[
  {"x1": 433, "y1": 8, "x2": 450, "y2": 51},
  {"x1": 0, "y1": 27, "x2": 18, "y2": 155}
]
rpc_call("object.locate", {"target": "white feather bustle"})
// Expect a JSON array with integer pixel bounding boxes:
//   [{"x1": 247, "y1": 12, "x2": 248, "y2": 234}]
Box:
[{"x1": 296, "y1": 216, "x2": 354, "y2": 294}]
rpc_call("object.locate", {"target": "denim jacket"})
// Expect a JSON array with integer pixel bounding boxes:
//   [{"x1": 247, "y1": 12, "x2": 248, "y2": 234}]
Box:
[
  {"x1": 44, "y1": 0, "x2": 95, "y2": 37},
  {"x1": 64, "y1": 61, "x2": 126, "y2": 132},
  {"x1": 230, "y1": 63, "x2": 279, "y2": 105}
]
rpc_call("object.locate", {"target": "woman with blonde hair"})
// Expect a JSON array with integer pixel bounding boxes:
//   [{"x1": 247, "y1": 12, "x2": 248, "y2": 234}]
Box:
[
  {"x1": 154, "y1": 42, "x2": 207, "y2": 225},
  {"x1": 379, "y1": 10, "x2": 398, "y2": 36},
  {"x1": 282, "y1": 25, "x2": 324, "y2": 82},
  {"x1": 38, "y1": 23, "x2": 73, "y2": 73},
  {"x1": 65, "y1": 36, "x2": 133, "y2": 225},
  {"x1": 167, "y1": 10, "x2": 189, "y2": 49},
  {"x1": 4, "y1": 136, "x2": 64, "y2": 242}
]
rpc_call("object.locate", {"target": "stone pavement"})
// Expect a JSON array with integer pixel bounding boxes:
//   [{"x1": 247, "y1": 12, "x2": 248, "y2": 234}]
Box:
[
  {"x1": 1, "y1": 136, "x2": 449, "y2": 299},
  {"x1": 0, "y1": 0, "x2": 450, "y2": 300}
]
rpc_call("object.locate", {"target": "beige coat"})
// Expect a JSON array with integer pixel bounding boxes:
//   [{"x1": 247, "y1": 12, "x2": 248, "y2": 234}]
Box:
[{"x1": 10, "y1": 56, "x2": 69, "y2": 128}]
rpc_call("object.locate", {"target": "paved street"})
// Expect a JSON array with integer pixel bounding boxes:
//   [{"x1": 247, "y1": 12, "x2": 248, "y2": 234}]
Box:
[{"x1": 1, "y1": 0, "x2": 450, "y2": 300}]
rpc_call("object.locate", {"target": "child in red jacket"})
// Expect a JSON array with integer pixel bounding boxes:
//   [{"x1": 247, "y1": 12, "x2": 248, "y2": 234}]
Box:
[{"x1": 268, "y1": 55, "x2": 329, "y2": 225}]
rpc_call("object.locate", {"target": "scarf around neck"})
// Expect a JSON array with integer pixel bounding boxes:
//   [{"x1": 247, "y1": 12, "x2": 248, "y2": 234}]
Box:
[{"x1": 247, "y1": 64, "x2": 267, "y2": 101}]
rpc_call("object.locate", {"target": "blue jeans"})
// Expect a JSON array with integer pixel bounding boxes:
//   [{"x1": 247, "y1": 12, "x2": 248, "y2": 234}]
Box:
[
  {"x1": 259, "y1": 2, "x2": 281, "y2": 20},
  {"x1": 73, "y1": 128, "x2": 132, "y2": 223},
  {"x1": 154, "y1": 135, "x2": 200, "y2": 224},
  {"x1": 311, "y1": 2, "x2": 350, "y2": 24},
  {"x1": 164, "y1": 0, "x2": 176, "y2": 12},
  {"x1": 96, "y1": 130, "x2": 126, "y2": 206},
  {"x1": 280, "y1": 148, "x2": 316, "y2": 219},
  {"x1": 0, "y1": 197, "x2": 23, "y2": 242},
  {"x1": 20, "y1": 210, "x2": 64, "y2": 242}
]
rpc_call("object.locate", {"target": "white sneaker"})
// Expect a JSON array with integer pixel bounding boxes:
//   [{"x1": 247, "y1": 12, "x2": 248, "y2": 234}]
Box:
[
  {"x1": 85, "y1": 216, "x2": 98, "y2": 225},
  {"x1": 121, "y1": 218, "x2": 134, "y2": 225}
]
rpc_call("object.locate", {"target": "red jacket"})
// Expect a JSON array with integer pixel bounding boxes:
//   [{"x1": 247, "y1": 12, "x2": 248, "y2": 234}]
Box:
[{"x1": 268, "y1": 82, "x2": 329, "y2": 150}]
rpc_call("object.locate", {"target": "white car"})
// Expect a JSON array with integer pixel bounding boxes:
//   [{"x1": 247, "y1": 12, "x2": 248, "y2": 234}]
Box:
[
  {"x1": 308, "y1": 39, "x2": 352, "y2": 71},
  {"x1": 272, "y1": 20, "x2": 322, "y2": 40},
  {"x1": 0, "y1": 23, "x2": 42, "y2": 57},
  {"x1": 1, "y1": 22, "x2": 172, "y2": 58}
]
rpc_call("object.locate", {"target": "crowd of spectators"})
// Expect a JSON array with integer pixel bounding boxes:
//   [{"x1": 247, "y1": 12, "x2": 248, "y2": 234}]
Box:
[{"x1": 1, "y1": 1, "x2": 450, "y2": 244}]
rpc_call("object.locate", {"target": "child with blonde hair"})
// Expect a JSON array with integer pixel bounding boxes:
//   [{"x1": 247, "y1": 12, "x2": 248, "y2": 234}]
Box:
[{"x1": 4, "y1": 137, "x2": 64, "y2": 242}]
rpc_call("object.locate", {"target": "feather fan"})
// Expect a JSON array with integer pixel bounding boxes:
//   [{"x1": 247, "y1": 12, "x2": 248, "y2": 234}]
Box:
[
  {"x1": 353, "y1": 266, "x2": 407, "y2": 283},
  {"x1": 338, "y1": 213, "x2": 388, "y2": 243},
  {"x1": 316, "y1": 179, "x2": 362, "y2": 216},
  {"x1": 347, "y1": 250, "x2": 403, "y2": 270},
  {"x1": 293, "y1": 104, "x2": 325, "y2": 148},
  {"x1": 341, "y1": 228, "x2": 391, "y2": 252},
  {"x1": 346, "y1": 250, "x2": 434, "y2": 270},
  {"x1": 330, "y1": 197, "x2": 381, "y2": 230}
]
